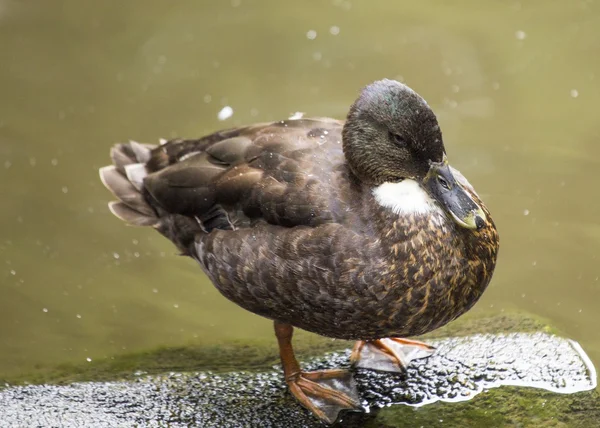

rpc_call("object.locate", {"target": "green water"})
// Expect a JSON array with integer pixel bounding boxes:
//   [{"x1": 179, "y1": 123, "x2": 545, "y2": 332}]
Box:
[{"x1": 1, "y1": 0, "x2": 599, "y2": 385}]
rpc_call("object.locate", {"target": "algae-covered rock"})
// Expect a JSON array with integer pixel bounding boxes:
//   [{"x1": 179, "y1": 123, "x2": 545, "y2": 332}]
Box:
[
  {"x1": 0, "y1": 313, "x2": 596, "y2": 427},
  {"x1": 0, "y1": 311, "x2": 553, "y2": 387}
]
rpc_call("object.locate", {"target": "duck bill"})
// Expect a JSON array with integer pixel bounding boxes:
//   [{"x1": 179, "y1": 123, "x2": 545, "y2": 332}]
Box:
[{"x1": 424, "y1": 161, "x2": 486, "y2": 230}]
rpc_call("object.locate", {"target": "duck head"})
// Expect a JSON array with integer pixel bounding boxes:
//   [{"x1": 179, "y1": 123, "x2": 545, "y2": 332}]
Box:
[{"x1": 342, "y1": 79, "x2": 486, "y2": 230}]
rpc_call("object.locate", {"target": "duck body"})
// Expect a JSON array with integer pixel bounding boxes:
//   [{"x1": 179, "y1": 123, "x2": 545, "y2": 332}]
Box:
[{"x1": 101, "y1": 79, "x2": 499, "y2": 423}]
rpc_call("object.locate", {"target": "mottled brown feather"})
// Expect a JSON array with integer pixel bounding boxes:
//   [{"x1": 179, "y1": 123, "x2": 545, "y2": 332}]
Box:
[{"x1": 101, "y1": 116, "x2": 499, "y2": 341}]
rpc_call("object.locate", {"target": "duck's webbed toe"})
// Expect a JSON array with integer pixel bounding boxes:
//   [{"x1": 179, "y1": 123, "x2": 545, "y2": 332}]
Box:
[
  {"x1": 350, "y1": 338, "x2": 435, "y2": 373},
  {"x1": 286, "y1": 369, "x2": 361, "y2": 424},
  {"x1": 275, "y1": 322, "x2": 361, "y2": 424}
]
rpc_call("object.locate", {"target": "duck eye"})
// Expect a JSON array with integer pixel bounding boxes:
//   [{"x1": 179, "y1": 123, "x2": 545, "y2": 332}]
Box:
[
  {"x1": 389, "y1": 132, "x2": 406, "y2": 147},
  {"x1": 437, "y1": 175, "x2": 450, "y2": 190}
]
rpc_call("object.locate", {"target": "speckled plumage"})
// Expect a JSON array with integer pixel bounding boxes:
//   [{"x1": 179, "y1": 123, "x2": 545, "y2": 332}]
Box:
[
  {"x1": 100, "y1": 79, "x2": 500, "y2": 423},
  {"x1": 101, "y1": 118, "x2": 498, "y2": 341}
]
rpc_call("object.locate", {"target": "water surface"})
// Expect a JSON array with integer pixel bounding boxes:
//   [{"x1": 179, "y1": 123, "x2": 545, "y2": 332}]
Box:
[{"x1": 1, "y1": 0, "x2": 599, "y2": 382}]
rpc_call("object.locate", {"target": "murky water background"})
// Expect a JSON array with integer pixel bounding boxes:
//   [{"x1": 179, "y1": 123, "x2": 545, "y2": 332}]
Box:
[{"x1": 1, "y1": 0, "x2": 599, "y2": 381}]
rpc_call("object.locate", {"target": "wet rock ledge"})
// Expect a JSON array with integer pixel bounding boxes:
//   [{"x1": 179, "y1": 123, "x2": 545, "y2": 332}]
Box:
[{"x1": 0, "y1": 313, "x2": 597, "y2": 427}]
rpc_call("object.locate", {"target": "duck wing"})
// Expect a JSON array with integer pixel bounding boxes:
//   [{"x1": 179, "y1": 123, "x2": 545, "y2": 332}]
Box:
[
  {"x1": 99, "y1": 119, "x2": 400, "y2": 338},
  {"x1": 101, "y1": 118, "x2": 363, "y2": 247},
  {"x1": 153, "y1": 118, "x2": 351, "y2": 226}
]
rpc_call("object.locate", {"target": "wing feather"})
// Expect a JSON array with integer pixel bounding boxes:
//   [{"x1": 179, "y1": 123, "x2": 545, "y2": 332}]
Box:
[{"x1": 142, "y1": 119, "x2": 348, "y2": 229}]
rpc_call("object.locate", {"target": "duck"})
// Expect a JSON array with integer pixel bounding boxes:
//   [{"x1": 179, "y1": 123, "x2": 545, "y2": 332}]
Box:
[{"x1": 99, "y1": 79, "x2": 499, "y2": 425}]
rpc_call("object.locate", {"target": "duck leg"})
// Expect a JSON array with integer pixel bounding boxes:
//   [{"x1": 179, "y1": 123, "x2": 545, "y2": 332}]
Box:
[
  {"x1": 274, "y1": 321, "x2": 361, "y2": 424},
  {"x1": 350, "y1": 338, "x2": 435, "y2": 373}
]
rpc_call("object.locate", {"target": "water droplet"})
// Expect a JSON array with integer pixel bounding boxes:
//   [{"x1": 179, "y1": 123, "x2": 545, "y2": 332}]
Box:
[
  {"x1": 51, "y1": 158, "x2": 58, "y2": 166},
  {"x1": 86, "y1": 357, "x2": 92, "y2": 362},
  {"x1": 217, "y1": 106, "x2": 233, "y2": 121},
  {"x1": 76, "y1": 314, "x2": 82, "y2": 319},
  {"x1": 306, "y1": 30, "x2": 317, "y2": 40},
  {"x1": 61, "y1": 186, "x2": 68, "y2": 194},
  {"x1": 173, "y1": 303, "x2": 179, "y2": 309},
  {"x1": 10, "y1": 270, "x2": 15, "y2": 275},
  {"x1": 329, "y1": 26, "x2": 340, "y2": 35},
  {"x1": 570, "y1": 89, "x2": 579, "y2": 98},
  {"x1": 515, "y1": 30, "x2": 527, "y2": 40},
  {"x1": 113, "y1": 252, "x2": 120, "y2": 259},
  {"x1": 523, "y1": 209, "x2": 530, "y2": 216},
  {"x1": 43, "y1": 308, "x2": 48, "y2": 313}
]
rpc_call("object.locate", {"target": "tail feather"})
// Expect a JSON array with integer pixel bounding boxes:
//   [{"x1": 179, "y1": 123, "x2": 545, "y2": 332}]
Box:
[
  {"x1": 129, "y1": 140, "x2": 152, "y2": 163},
  {"x1": 108, "y1": 201, "x2": 157, "y2": 227},
  {"x1": 100, "y1": 141, "x2": 159, "y2": 226},
  {"x1": 109, "y1": 146, "x2": 134, "y2": 173},
  {"x1": 124, "y1": 163, "x2": 147, "y2": 191}
]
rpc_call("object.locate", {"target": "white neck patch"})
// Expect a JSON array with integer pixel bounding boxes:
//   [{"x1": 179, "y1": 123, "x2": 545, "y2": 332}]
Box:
[{"x1": 373, "y1": 179, "x2": 441, "y2": 215}]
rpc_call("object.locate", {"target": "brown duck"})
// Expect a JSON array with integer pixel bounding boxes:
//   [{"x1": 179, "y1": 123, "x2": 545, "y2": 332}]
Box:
[{"x1": 100, "y1": 79, "x2": 499, "y2": 424}]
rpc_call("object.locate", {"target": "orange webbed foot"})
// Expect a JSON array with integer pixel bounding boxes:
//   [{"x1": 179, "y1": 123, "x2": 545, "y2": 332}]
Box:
[
  {"x1": 286, "y1": 369, "x2": 361, "y2": 424},
  {"x1": 350, "y1": 337, "x2": 435, "y2": 373}
]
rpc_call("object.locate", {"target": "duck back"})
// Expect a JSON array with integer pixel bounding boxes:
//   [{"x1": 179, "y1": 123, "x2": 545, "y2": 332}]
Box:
[{"x1": 100, "y1": 118, "x2": 359, "y2": 254}]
